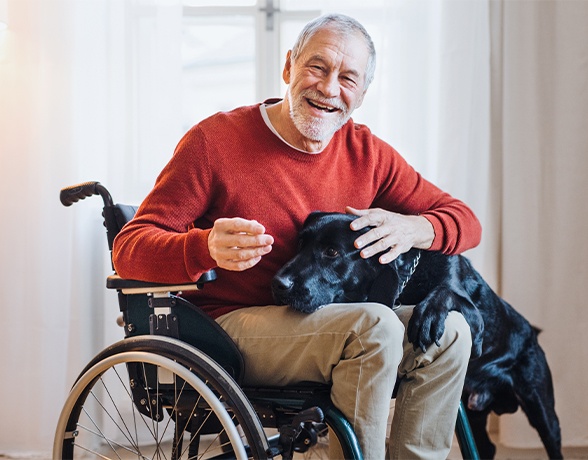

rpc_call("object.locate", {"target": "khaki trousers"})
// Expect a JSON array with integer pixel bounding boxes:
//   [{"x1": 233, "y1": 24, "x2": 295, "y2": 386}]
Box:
[{"x1": 216, "y1": 302, "x2": 471, "y2": 459}]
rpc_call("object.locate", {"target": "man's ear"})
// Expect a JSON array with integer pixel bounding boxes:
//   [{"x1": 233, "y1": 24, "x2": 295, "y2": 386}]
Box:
[
  {"x1": 367, "y1": 264, "x2": 400, "y2": 309},
  {"x1": 283, "y1": 50, "x2": 293, "y2": 84}
]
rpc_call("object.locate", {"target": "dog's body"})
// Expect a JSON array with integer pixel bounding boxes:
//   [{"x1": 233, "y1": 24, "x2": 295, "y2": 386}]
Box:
[{"x1": 272, "y1": 212, "x2": 562, "y2": 459}]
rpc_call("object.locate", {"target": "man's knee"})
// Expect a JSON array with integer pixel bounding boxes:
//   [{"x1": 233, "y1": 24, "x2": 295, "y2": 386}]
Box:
[{"x1": 330, "y1": 302, "x2": 405, "y2": 345}]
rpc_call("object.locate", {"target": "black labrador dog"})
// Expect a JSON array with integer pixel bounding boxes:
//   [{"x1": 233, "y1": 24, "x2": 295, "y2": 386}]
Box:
[{"x1": 272, "y1": 212, "x2": 562, "y2": 459}]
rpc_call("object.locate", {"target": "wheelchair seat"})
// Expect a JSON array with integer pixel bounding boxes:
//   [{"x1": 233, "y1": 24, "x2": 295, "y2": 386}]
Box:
[{"x1": 54, "y1": 181, "x2": 480, "y2": 460}]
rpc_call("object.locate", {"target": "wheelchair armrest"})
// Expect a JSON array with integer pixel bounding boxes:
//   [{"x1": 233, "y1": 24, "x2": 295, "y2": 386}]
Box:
[{"x1": 106, "y1": 270, "x2": 217, "y2": 294}]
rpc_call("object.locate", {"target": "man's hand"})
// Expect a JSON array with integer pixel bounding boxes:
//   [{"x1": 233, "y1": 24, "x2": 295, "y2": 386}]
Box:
[
  {"x1": 346, "y1": 207, "x2": 434, "y2": 264},
  {"x1": 208, "y1": 218, "x2": 274, "y2": 271}
]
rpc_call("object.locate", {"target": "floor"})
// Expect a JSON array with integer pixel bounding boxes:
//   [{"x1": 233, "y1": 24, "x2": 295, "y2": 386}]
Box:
[
  {"x1": 447, "y1": 434, "x2": 588, "y2": 459},
  {"x1": 5, "y1": 437, "x2": 588, "y2": 459},
  {"x1": 490, "y1": 444, "x2": 588, "y2": 459},
  {"x1": 20, "y1": 405, "x2": 587, "y2": 459}
]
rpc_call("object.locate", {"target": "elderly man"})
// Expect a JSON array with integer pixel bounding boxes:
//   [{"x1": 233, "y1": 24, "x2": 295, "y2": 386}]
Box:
[{"x1": 113, "y1": 13, "x2": 481, "y2": 459}]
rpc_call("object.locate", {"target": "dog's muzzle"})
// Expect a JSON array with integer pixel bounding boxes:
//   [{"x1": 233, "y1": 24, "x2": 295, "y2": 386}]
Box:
[
  {"x1": 271, "y1": 275, "x2": 293, "y2": 300},
  {"x1": 271, "y1": 274, "x2": 324, "y2": 313}
]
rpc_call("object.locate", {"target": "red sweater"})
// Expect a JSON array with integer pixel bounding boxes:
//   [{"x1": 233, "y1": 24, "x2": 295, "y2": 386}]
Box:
[{"x1": 113, "y1": 103, "x2": 481, "y2": 318}]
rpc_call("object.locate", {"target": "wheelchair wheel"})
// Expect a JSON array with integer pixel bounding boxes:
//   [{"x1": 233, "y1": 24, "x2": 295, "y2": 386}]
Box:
[{"x1": 54, "y1": 336, "x2": 270, "y2": 459}]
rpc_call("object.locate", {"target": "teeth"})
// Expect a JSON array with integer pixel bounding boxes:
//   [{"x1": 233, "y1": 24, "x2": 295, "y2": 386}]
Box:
[{"x1": 309, "y1": 100, "x2": 337, "y2": 112}]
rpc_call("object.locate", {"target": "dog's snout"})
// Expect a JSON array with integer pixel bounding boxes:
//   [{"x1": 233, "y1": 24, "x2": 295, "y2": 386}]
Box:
[{"x1": 272, "y1": 275, "x2": 294, "y2": 293}]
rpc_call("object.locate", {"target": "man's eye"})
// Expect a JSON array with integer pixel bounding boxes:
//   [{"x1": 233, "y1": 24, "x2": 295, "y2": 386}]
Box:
[
  {"x1": 310, "y1": 65, "x2": 325, "y2": 73},
  {"x1": 324, "y1": 248, "x2": 339, "y2": 258}
]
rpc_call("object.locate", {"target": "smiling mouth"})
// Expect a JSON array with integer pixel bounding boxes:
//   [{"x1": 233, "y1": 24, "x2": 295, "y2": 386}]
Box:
[{"x1": 307, "y1": 99, "x2": 339, "y2": 113}]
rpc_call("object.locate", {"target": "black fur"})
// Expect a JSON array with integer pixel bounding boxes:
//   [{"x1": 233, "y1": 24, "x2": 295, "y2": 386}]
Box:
[{"x1": 272, "y1": 212, "x2": 562, "y2": 459}]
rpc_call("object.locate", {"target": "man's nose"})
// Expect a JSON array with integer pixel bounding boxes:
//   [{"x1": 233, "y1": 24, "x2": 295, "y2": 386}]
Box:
[{"x1": 316, "y1": 73, "x2": 340, "y2": 99}]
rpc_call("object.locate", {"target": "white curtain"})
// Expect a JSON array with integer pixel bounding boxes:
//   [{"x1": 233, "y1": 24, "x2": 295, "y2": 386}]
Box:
[
  {"x1": 492, "y1": 0, "x2": 588, "y2": 449},
  {"x1": 0, "y1": 0, "x2": 183, "y2": 454},
  {"x1": 0, "y1": 0, "x2": 587, "y2": 455},
  {"x1": 350, "y1": 0, "x2": 588, "y2": 449}
]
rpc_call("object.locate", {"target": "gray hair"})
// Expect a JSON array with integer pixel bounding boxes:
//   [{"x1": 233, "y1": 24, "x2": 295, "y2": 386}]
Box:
[{"x1": 291, "y1": 14, "x2": 376, "y2": 89}]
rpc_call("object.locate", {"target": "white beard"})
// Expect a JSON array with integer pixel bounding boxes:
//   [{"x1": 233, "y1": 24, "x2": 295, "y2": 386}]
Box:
[{"x1": 287, "y1": 88, "x2": 351, "y2": 141}]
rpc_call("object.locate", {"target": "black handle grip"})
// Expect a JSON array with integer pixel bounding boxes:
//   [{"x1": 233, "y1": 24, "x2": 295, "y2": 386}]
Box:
[
  {"x1": 60, "y1": 181, "x2": 113, "y2": 207},
  {"x1": 292, "y1": 406, "x2": 324, "y2": 425}
]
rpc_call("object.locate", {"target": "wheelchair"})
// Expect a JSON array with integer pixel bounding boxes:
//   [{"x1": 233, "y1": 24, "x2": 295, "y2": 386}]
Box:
[{"x1": 54, "y1": 181, "x2": 480, "y2": 459}]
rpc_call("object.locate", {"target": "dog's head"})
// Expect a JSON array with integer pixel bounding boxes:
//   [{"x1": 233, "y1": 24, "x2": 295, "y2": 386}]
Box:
[{"x1": 272, "y1": 212, "x2": 409, "y2": 313}]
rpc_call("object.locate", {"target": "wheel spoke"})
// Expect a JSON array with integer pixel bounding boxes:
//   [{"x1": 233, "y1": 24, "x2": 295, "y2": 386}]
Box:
[{"x1": 53, "y1": 339, "x2": 269, "y2": 459}]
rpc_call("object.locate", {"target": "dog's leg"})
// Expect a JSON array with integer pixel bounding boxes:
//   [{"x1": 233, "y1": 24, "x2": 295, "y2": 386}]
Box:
[
  {"x1": 514, "y1": 347, "x2": 563, "y2": 459},
  {"x1": 517, "y1": 390, "x2": 562, "y2": 459},
  {"x1": 407, "y1": 285, "x2": 484, "y2": 358},
  {"x1": 462, "y1": 401, "x2": 496, "y2": 460}
]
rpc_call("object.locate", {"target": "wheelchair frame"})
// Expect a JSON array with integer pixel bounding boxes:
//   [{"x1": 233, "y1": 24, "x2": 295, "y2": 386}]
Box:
[{"x1": 54, "y1": 181, "x2": 479, "y2": 459}]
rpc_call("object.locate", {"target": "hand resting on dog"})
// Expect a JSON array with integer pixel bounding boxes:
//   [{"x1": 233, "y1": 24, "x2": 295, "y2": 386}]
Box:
[
  {"x1": 346, "y1": 206, "x2": 434, "y2": 264},
  {"x1": 272, "y1": 211, "x2": 562, "y2": 460}
]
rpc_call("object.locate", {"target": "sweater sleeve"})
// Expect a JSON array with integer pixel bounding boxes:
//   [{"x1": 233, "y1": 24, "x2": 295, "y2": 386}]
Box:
[
  {"x1": 373, "y1": 145, "x2": 481, "y2": 255},
  {"x1": 112, "y1": 126, "x2": 218, "y2": 283}
]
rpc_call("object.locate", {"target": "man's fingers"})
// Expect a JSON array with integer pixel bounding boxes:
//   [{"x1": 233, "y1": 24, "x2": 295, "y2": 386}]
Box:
[
  {"x1": 217, "y1": 244, "x2": 272, "y2": 260},
  {"x1": 221, "y1": 256, "x2": 263, "y2": 272},
  {"x1": 354, "y1": 225, "x2": 388, "y2": 248},
  {"x1": 357, "y1": 235, "x2": 389, "y2": 258},
  {"x1": 348, "y1": 207, "x2": 385, "y2": 231},
  {"x1": 345, "y1": 206, "x2": 366, "y2": 217},
  {"x1": 216, "y1": 217, "x2": 267, "y2": 235},
  {"x1": 379, "y1": 247, "x2": 402, "y2": 265},
  {"x1": 346, "y1": 207, "x2": 375, "y2": 232},
  {"x1": 209, "y1": 217, "x2": 274, "y2": 271},
  {"x1": 227, "y1": 232, "x2": 274, "y2": 249},
  {"x1": 214, "y1": 245, "x2": 272, "y2": 271},
  {"x1": 347, "y1": 207, "x2": 418, "y2": 264}
]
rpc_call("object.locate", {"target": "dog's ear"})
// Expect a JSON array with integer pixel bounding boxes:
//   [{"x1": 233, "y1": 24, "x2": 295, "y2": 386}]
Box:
[
  {"x1": 303, "y1": 211, "x2": 332, "y2": 228},
  {"x1": 367, "y1": 264, "x2": 401, "y2": 308}
]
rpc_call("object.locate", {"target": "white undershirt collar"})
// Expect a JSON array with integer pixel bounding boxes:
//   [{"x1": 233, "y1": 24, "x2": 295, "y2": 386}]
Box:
[{"x1": 259, "y1": 103, "x2": 324, "y2": 154}]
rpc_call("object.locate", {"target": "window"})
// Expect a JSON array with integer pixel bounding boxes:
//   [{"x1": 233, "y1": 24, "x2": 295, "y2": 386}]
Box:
[
  {"x1": 179, "y1": 0, "x2": 421, "y2": 153},
  {"x1": 181, "y1": 0, "x2": 318, "y2": 129},
  {"x1": 182, "y1": 13, "x2": 256, "y2": 128}
]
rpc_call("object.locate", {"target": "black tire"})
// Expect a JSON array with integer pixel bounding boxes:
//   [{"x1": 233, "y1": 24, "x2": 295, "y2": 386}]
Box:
[{"x1": 53, "y1": 335, "x2": 270, "y2": 459}]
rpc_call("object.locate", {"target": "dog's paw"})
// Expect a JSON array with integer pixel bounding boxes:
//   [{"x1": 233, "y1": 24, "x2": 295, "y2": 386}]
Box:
[{"x1": 406, "y1": 304, "x2": 448, "y2": 353}]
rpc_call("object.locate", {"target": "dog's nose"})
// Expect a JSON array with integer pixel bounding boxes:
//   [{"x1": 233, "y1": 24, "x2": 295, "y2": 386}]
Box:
[{"x1": 272, "y1": 275, "x2": 294, "y2": 293}]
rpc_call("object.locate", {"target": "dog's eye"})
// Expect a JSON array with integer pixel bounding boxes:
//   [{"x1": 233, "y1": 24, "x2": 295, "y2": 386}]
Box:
[{"x1": 324, "y1": 247, "x2": 340, "y2": 258}]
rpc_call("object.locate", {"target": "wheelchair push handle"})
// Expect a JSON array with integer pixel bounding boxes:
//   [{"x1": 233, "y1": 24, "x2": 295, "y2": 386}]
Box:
[{"x1": 60, "y1": 181, "x2": 114, "y2": 208}]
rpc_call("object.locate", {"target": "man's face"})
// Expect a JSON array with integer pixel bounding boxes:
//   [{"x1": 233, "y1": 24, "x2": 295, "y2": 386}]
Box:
[{"x1": 284, "y1": 27, "x2": 369, "y2": 142}]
